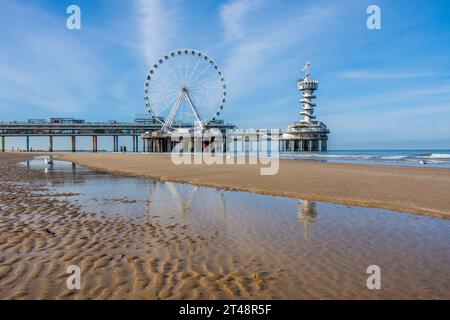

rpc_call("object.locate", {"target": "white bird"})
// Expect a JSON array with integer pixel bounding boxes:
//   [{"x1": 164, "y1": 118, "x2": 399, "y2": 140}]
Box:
[
  {"x1": 419, "y1": 160, "x2": 427, "y2": 165},
  {"x1": 44, "y1": 157, "x2": 54, "y2": 165}
]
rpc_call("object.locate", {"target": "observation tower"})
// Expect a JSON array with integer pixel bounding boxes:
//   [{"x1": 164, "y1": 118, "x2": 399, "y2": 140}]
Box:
[{"x1": 287, "y1": 62, "x2": 330, "y2": 151}]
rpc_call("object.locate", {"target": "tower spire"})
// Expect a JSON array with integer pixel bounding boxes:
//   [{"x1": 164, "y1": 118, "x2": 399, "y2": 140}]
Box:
[{"x1": 302, "y1": 61, "x2": 311, "y2": 80}]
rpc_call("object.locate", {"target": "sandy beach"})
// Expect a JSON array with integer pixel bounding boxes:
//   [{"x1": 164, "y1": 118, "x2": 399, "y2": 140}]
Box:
[
  {"x1": 1, "y1": 153, "x2": 292, "y2": 299},
  {"x1": 56, "y1": 152, "x2": 450, "y2": 218},
  {"x1": 1, "y1": 153, "x2": 449, "y2": 299}
]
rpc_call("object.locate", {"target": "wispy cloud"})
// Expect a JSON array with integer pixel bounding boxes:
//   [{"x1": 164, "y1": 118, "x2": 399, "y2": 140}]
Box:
[
  {"x1": 220, "y1": 0, "x2": 263, "y2": 42},
  {"x1": 135, "y1": 0, "x2": 178, "y2": 65},
  {"x1": 0, "y1": 1, "x2": 104, "y2": 116},
  {"x1": 339, "y1": 70, "x2": 439, "y2": 80},
  {"x1": 220, "y1": 3, "x2": 340, "y2": 97},
  {"x1": 323, "y1": 83, "x2": 450, "y2": 116}
]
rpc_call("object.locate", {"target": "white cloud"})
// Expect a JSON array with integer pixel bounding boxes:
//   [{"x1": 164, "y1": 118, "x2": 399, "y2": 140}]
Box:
[
  {"x1": 340, "y1": 70, "x2": 438, "y2": 80},
  {"x1": 220, "y1": 0, "x2": 263, "y2": 41},
  {"x1": 135, "y1": 0, "x2": 177, "y2": 66}
]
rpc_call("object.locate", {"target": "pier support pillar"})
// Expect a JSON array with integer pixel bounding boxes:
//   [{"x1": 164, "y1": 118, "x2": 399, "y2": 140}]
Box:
[
  {"x1": 1, "y1": 136, "x2": 5, "y2": 152},
  {"x1": 71, "y1": 136, "x2": 76, "y2": 152},
  {"x1": 26, "y1": 136, "x2": 30, "y2": 152},
  {"x1": 181, "y1": 137, "x2": 187, "y2": 153},
  {"x1": 321, "y1": 140, "x2": 327, "y2": 151},
  {"x1": 224, "y1": 137, "x2": 228, "y2": 153},
  {"x1": 113, "y1": 136, "x2": 119, "y2": 152},
  {"x1": 244, "y1": 136, "x2": 250, "y2": 154},
  {"x1": 132, "y1": 136, "x2": 136, "y2": 153},
  {"x1": 49, "y1": 136, "x2": 53, "y2": 152},
  {"x1": 92, "y1": 136, "x2": 98, "y2": 153}
]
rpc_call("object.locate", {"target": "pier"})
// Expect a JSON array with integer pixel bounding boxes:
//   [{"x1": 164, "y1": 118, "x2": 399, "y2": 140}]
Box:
[
  {"x1": 0, "y1": 63, "x2": 329, "y2": 153},
  {"x1": 0, "y1": 119, "x2": 152, "y2": 152},
  {"x1": 0, "y1": 117, "x2": 236, "y2": 153}
]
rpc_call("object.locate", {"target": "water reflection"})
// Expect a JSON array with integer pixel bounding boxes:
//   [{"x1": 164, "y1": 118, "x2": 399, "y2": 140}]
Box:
[
  {"x1": 298, "y1": 200, "x2": 318, "y2": 239},
  {"x1": 21, "y1": 156, "x2": 98, "y2": 185}
]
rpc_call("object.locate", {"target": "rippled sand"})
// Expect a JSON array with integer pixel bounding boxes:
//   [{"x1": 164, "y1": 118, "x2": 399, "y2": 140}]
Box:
[{"x1": 0, "y1": 153, "x2": 449, "y2": 299}]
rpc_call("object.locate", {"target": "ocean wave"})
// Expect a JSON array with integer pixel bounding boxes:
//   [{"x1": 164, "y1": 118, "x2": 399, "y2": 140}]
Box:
[
  {"x1": 418, "y1": 159, "x2": 450, "y2": 164},
  {"x1": 300, "y1": 154, "x2": 374, "y2": 159},
  {"x1": 380, "y1": 156, "x2": 408, "y2": 160},
  {"x1": 417, "y1": 153, "x2": 450, "y2": 159},
  {"x1": 279, "y1": 151, "x2": 450, "y2": 167}
]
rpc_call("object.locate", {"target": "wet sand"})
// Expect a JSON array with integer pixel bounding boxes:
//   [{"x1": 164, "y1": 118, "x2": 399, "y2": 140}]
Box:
[
  {"x1": 0, "y1": 153, "x2": 283, "y2": 299},
  {"x1": 0, "y1": 153, "x2": 449, "y2": 299},
  {"x1": 57, "y1": 152, "x2": 450, "y2": 218}
]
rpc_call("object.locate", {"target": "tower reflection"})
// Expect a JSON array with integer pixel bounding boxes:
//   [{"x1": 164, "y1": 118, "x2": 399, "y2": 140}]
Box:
[{"x1": 297, "y1": 200, "x2": 318, "y2": 240}]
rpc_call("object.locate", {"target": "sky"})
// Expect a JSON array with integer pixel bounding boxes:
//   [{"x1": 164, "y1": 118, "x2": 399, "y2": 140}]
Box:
[{"x1": 1, "y1": 0, "x2": 450, "y2": 149}]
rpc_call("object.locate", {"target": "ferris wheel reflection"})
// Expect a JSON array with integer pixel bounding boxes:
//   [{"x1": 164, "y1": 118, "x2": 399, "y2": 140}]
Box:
[{"x1": 144, "y1": 182, "x2": 228, "y2": 227}]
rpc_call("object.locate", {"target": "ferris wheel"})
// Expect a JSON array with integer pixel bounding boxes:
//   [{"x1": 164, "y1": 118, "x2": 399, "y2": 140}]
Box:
[{"x1": 144, "y1": 49, "x2": 226, "y2": 131}]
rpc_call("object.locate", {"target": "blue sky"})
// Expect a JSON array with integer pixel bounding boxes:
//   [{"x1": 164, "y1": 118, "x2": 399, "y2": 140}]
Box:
[{"x1": 1, "y1": 0, "x2": 450, "y2": 149}]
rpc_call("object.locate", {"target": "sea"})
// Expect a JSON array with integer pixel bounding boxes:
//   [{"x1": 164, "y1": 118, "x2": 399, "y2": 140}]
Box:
[{"x1": 279, "y1": 149, "x2": 450, "y2": 168}]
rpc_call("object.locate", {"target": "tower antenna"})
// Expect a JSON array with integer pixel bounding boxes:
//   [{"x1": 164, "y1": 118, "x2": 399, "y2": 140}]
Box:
[{"x1": 302, "y1": 61, "x2": 311, "y2": 79}]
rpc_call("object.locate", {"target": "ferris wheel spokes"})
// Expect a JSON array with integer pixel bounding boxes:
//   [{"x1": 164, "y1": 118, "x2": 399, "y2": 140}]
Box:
[
  {"x1": 184, "y1": 90, "x2": 203, "y2": 125},
  {"x1": 161, "y1": 88, "x2": 204, "y2": 132},
  {"x1": 161, "y1": 92, "x2": 183, "y2": 132}
]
